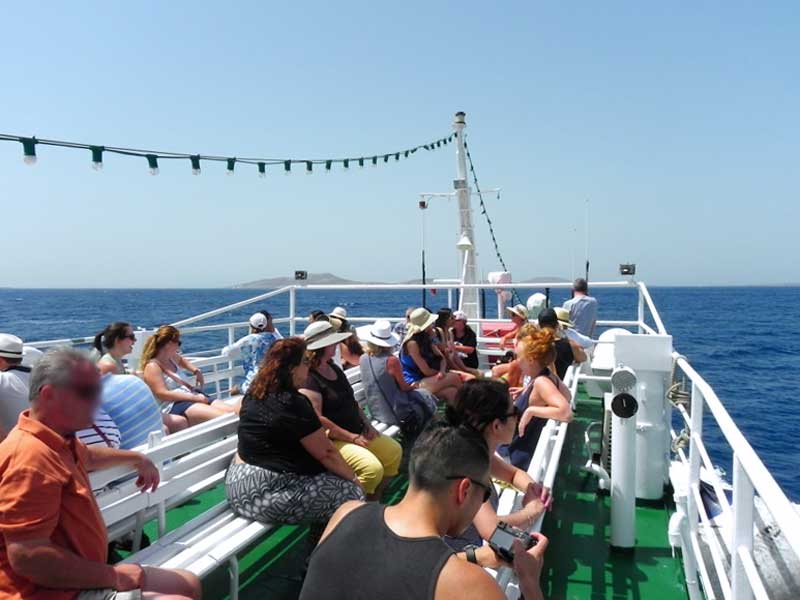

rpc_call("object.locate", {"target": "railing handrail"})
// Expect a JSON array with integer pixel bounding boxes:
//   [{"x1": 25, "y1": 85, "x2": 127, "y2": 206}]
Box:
[
  {"x1": 171, "y1": 284, "x2": 295, "y2": 328},
  {"x1": 674, "y1": 353, "x2": 800, "y2": 561},
  {"x1": 637, "y1": 281, "x2": 667, "y2": 334}
]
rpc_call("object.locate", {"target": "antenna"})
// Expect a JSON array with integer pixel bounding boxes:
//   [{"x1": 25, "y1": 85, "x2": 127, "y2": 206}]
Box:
[{"x1": 584, "y1": 199, "x2": 591, "y2": 282}]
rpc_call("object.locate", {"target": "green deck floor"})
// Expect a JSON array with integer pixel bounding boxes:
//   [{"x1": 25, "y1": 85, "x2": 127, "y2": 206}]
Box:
[
  {"x1": 540, "y1": 391, "x2": 689, "y2": 600},
  {"x1": 125, "y1": 391, "x2": 690, "y2": 599}
]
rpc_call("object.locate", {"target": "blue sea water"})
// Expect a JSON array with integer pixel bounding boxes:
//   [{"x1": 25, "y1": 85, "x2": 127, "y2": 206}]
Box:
[{"x1": 1, "y1": 286, "x2": 798, "y2": 501}]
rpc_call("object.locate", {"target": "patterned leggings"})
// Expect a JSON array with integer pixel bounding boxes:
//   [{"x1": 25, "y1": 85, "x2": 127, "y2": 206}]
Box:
[{"x1": 225, "y1": 462, "x2": 364, "y2": 527}]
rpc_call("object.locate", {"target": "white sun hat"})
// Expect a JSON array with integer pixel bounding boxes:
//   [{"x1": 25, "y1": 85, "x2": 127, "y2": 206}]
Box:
[
  {"x1": 364, "y1": 320, "x2": 399, "y2": 348},
  {"x1": 303, "y1": 321, "x2": 352, "y2": 351},
  {"x1": 0, "y1": 334, "x2": 24, "y2": 360},
  {"x1": 506, "y1": 304, "x2": 529, "y2": 320},
  {"x1": 330, "y1": 306, "x2": 348, "y2": 320}
]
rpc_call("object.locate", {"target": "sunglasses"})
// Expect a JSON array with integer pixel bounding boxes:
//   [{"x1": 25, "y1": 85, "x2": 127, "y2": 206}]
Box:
[
  {"x1": 446, "y1": 475, "x2": 492, "y2": 503},
  {"x1": 67, "y1": 382, "x2": 102, "y2": 401},
  {"x1": 503, "y1": 404, "x2": 521, "y2": 421},
  {"x1": 122, "y1": 334, "x2": 137, "y2": 342},
  {"x1": 171, "y1": 339, "x2": 182, "y2": 347}
]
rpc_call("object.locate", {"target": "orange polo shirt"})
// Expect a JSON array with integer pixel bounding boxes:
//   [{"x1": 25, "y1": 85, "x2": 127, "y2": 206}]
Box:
[{"x1": 0, "y1": 411, "x2": 108, "y2": 600}]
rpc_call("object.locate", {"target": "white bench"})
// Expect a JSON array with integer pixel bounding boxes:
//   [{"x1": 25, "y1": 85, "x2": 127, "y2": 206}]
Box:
[{"x1": 95, "y1": 365, "x2": 402, "y2": 600}]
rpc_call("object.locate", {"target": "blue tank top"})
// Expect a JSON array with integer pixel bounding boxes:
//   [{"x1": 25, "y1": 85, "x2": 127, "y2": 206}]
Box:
[{"x1": 400, "y1": 334, "x2": 441, "y2": 384}]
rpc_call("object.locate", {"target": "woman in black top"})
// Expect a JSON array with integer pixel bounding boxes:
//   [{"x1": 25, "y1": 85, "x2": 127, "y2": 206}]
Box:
[
  {"x1": 536, "y1": 308, "x2": 587, "y2": 379},
  {"x1": 225, "y1": 338, "x2": 364, "y2": 531},
  {"x1": 451, "y1": 310, "x2": 479, "y2": 370},
  {"x1": 299, "y1": 321, "x2": 403, "y2": 500}
]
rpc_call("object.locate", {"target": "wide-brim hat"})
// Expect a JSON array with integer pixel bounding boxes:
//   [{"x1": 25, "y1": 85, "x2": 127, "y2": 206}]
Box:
[
  {"x1": 303, "y1": 321, "x2": 352, "y2": 351},
  {"x1": 364, "y1": 320, "x2": 399, "y2": 348},
  {"x1": 329, "y1": 306, "x2": 347, "y2": 320},
  {"x1": 554, "y1": 307, "x2": 574, "y2": 329},
  {"x1": 403, "y1": 308, "x2": 438, "y2": 343},
  {"x1": 0, "y1": 334, "x2": 23, "y2": 360},
  {"x1": 506, "y1": 304, "x2": 529, "y2": 320}
]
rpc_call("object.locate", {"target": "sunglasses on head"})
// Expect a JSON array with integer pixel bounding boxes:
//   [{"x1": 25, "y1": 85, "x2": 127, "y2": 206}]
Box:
[{"x1": 446, "y1": 475, "x2": 492, "y2": 503}]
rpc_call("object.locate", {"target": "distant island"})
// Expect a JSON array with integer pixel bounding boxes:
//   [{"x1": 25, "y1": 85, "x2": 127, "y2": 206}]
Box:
[{"x1": 234, "y1": 272, "x2": 569, "y2": 289}]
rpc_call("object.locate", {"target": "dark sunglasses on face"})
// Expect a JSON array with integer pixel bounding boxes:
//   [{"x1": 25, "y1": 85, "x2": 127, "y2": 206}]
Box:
[
  {"x1": 504, "y1": 404, "x2": 521, "y2": 421},
  {"x1": 171, "y1": 339, "x2": 182, "y2": 347},
  {"x1": 446, "y1": 475, "x2": 492, "y2": 503},
  {"x1": 122, "y1": 334, "x2": 137, "y2": 342}
]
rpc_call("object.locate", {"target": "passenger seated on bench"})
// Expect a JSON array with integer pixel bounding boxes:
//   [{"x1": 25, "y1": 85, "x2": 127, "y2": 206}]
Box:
[
  {"x1": 500, "y1": 304, "x2": 529, "y2": 349},
  {"x1": 300, "y1": 322, "x2": 403, "y2": 501},
  {"x1": 433, "y1": 308, "x2": 479, "y2": 379},
  {"x1": 102, "y1": 375, "x2": 179, "y2": 446},
  {"x1": 328, "y1": 312, "x2": 363, "y2": 371},
  {"x1": 221, "y1": 311, "x2": 281, "y2": 396},
  {"x1": 226, "y1": 338, "x2": 364, "y2": 544},
  {"x1": 93, "y1": 322, "x2": 136, "y2": 376},
  {"x1": 451, "y1": 310, "x2": 479, "y2": 369},
  {"x1": 502, "y1": 327, "x2": 573, "y2": 470},
  {"x1": 536, "y1": 308, "x2": 587, "y2": 379},
  {"x1": 359, "y1": 320, "x2": 437, "y2": 435},
  {"x1": 141, "y1": 325, "x2": 236, "y2": 427},
  {"x1": 0, "y1": 347, "x2": 200, "y2": 600},
  {"x1": 399, "y1": 308, "x2": 463, "y2": 405},
  {"x1": 94, "y1": 324, "x2": 187, "y2": 435},
  {"x1": 444, "y1": 380, "x2": 551, "y2": 551},
  {"x1": 299, "y1": 422, "x2": 549, "y2": 600},
  {"x1": 392, "y1": 307, "x2": 415, "y2": 340}
]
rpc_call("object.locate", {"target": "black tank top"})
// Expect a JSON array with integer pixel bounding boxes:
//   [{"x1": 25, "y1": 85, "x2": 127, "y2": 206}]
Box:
[{"x1": 299, "y1": 502, "x2": 454, "y2": 600}]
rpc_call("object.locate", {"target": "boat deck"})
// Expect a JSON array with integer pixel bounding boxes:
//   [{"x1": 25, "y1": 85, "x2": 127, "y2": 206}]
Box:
[
  {"x1": 122, "y1": 390, "x2": 689, "y2": 599},
  {"x1": 540, "y1": 390, "x2": 690, "y2": 600}
]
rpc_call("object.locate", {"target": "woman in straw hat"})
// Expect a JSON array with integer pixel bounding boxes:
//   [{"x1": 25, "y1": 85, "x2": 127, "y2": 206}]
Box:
[
  {"x1": 398, "y1": 308, "x2": 463, "y2": 404},
  {"x1": 300, "y1": 321, "x2": 403, "y2": 500},
  {"x1": 359, "y1": 320, "x2": 437, "y2": 435}
]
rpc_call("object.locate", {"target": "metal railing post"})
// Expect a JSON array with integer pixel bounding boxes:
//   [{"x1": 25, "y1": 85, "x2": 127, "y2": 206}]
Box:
[
  {"x1": 731, "y1": 454, "x2": 755, "y2": 600},
  {"x1": 289, "y1": 286, "x2": 297, "y2": 336},
  {"x1": 227, "y1": 326, "x2": 235, "y2": 393},
  {"x1": 637, "y1": 286, "x2": 644, "y2": 334},
  {"x1": 686, "y1": 381, "x2": 704, "y2": 590}
]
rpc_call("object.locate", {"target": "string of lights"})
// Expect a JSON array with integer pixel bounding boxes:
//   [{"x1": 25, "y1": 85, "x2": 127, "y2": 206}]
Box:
[{"x1": 0, "y1": 131, "x2": 456, "y2": 176}]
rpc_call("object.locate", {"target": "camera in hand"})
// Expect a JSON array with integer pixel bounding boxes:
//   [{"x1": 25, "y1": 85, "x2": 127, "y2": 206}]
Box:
[{"x1": 488, "y1": 521, "x2": 536, "y2": 562}]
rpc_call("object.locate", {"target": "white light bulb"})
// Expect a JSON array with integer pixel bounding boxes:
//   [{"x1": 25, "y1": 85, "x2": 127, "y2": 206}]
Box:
[
  {"x1": 192, "y1": 168, "x2": 201, "y2": 175},
  {"x1": 258, "y1": 171, "x2": 266, "y2": 179},
  {"x1": 23, "y1": 155, "x2": 37, "y2": 165},
  {"x1": 149, "y1": 167, "x2": 159, "y2": 176},
  {"x1": 92, "y1": 161, "x2": 103, "y2": 171},
  {"x1": 226, "y1": 170, "x2": 234, "y2": 176}
]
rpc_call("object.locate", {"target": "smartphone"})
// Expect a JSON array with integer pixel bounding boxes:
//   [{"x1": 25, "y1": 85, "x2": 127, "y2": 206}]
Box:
[{"x1": 488, "y1": 522, "x2": 536, "y2": 563}]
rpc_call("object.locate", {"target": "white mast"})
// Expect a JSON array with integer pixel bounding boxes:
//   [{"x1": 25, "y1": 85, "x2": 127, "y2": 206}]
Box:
[{"x1": 453, "y1": 111, "x2": 479, "y2": 319}]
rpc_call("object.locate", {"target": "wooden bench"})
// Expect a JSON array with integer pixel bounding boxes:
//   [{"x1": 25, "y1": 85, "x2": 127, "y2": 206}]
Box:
[{"x1": 95, "y1": 364, "x2": 401, "y2": 600}]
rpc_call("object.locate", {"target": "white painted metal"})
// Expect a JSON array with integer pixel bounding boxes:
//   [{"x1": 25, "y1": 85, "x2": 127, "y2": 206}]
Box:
[
  {"x1": 731, "y1": 456, "x2": 755, "y2": 600},
  {"x1": 610, "y1": 371, "x2": 637, "y2": 550},
  {"x1": 452, "y1": 112, "x2": 479, "y2": 319}
]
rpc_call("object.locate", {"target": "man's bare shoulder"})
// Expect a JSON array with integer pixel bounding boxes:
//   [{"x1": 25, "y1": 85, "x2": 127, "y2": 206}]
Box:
[{"x1": 434, "y1": 554, "x2": 505, "y2": 600}]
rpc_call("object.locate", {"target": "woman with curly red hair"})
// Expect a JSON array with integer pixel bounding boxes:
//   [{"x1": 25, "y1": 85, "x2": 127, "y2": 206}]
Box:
[{"x1": 502, "y1": 326, "x2": 573, "y2": 470}]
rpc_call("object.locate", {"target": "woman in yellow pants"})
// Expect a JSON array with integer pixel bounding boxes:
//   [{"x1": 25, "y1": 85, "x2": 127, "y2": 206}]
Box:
[{"x1": 299, "y1": 320, "x2": 402, "y2": 499}]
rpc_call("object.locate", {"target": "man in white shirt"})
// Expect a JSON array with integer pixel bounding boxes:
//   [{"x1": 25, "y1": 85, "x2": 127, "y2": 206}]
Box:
[
  {"x1": 563, "y1": 278, "x2": 598, "y2": 338},
  {"x1": 0, "y1": 334, "x2": 33, "y2": 439}
]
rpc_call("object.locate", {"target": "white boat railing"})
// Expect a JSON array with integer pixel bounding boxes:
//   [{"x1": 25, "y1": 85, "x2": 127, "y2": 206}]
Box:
[{"x1": 672, "y1": 354, "x2": 800, "y2": 600}]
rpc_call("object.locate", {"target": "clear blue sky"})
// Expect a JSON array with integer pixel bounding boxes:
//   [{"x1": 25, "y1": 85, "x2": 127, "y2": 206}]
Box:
[{"x1": 1, "y1": 2, "x2": 797, "y2": 287}]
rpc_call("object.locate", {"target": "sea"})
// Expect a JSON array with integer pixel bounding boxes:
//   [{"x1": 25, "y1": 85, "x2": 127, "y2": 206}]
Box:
[{"x1": 1, "y1": 286, "x2": 798, "y2": 501}]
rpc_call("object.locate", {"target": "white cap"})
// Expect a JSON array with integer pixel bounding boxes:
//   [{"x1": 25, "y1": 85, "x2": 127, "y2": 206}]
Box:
[
  {"x1": 0, "y1": 334, "x2": 23, "y2": 360},
  {"x1": 452, "y1": 310, "x2": 468, "y2": 321},
  {"x1": 249, "y1": 313, "x2": 269, "y2": 330}
]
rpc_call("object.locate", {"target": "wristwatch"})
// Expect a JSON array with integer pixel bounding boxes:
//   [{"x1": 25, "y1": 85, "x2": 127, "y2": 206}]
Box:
[{"x1": 463, "y1": 544, "x2": 479, "y2": 564}]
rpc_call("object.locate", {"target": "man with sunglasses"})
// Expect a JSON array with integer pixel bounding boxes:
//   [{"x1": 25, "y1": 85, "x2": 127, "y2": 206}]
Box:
[
  {"x1": 300, "y1": 421, "x2": 548, "y2": 600},
  {"x1": 0, "y1": 347, "x2": 200, "y2": 600}
]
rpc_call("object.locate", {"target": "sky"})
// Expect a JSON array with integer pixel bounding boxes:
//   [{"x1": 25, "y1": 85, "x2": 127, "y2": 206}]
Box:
[{"x1": 0, "y1": 2, "x2": 798, "y2": 288}]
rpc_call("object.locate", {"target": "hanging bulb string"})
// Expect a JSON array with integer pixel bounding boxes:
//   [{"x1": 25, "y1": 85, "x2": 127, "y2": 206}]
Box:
[
  {"x1": 0, "y1": 131, "x2": 456, "y2": 173},
  {"x1": 463, "y1": 136, "x2": 523, "y2": 306}
]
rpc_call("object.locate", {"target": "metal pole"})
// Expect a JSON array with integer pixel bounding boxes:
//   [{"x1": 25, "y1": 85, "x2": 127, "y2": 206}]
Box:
[
  {"x1": 289, "y1": 287, "x2": 296, "y2": 336},
  {"x1": 686, "y1": 382, "x2": 704, "y2": 590},
  {"x1": 453, "y1": 112, "x2": 478, "y2": 319},
  {"x1": 637, "y1": 288, "x2": 645, "y2": 334}
]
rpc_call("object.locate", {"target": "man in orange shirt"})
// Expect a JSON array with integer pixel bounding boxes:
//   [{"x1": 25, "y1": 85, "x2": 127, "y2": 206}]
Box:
[{"x1": 0, "y1": 347, "x2": 200, "y2": 600}]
